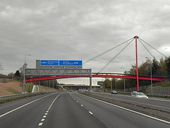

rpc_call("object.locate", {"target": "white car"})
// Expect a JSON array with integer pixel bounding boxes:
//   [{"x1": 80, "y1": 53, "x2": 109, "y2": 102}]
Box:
[
  {"x1": 111, "y1": 90, "x2": 118, "y2": 94},
  {"x1": 131, "y1": 91, "x2": 148, "y2": 99}
]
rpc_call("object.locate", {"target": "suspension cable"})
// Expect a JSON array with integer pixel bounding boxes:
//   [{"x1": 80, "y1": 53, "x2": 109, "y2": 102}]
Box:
[
  {"x1": 138, "y1": 39, "x2": 155, "y2": 58},
  {"x1": 139, "y1": 38, "x2": 167, "y2": 58},
  {"x1": 98, "y1": 38, "x2": 134, "y2": 73},
  {"x1": 85, "y1": 38, "x2": 134, "y2": 63}
]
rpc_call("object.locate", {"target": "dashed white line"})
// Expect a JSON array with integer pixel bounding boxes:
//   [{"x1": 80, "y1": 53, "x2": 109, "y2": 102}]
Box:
[
  {"x1": 47, "y1": 95, "x2": 60, "y2": 111},
  {"x1": 38, "y1": 94, "x2": 60, "y2": 127},
  {"x1": 89, "y1": 111, "x2": 93, "y2": 115},
  {"x1": 38, "y1": 122, "x2": 43, "y2": 126},
  {"x1": 0, "y1": 93, "x2": 55, "y2": 118},
  {"x1": 41, "y1": 119, "x2": 45, "y2": 122},
  {"x1": 81, "y1": 104, "x2": 83, "y2": 107}
]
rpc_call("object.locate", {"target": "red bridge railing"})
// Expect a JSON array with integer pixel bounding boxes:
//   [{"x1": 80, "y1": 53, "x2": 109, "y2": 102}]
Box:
[{"x1": 26, "y1": 74, "x2": 166, "y2": 83}]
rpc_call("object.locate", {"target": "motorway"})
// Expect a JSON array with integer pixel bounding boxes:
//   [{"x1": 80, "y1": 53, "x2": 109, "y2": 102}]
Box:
[
  {"x1": 89, "y1": 92, "x2": 170, "y2": 112},
  {"x1": 0, "y1": 92, "x2": 169, "y2": 128}
]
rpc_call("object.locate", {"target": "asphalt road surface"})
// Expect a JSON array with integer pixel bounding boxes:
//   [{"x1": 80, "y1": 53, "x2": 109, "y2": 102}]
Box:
[
  {"x1": 89, "y1": 92, "x2": 170, "y2": 112},
  {"x1": 0, "y1": 92, "x2": 169, "y2": 128}
]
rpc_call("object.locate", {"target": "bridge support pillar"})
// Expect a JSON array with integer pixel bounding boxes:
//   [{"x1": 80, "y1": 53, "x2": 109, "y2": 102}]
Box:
[{"x1": 134, "y1": 36, "x2": 140, "y2": 91}]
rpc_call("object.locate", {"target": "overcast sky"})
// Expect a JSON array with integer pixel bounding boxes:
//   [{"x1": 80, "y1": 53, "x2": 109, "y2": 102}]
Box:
[{"x1": 0, "y1": 0, "x2": 170, "y2": 84}]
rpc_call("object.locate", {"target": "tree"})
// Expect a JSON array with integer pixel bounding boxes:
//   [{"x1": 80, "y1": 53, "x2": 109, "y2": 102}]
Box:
[
  {"x1": 8, "y1": 73, "x2": 14, "y2": 79},
  {"x1": 152, "y1": 58, "x2": 160, "y2": 76},
  {"x1": 14, "y1": 70, "x2": 21, "y2": 80},
  {"x1": 103, "y1": 79, "x2": 112, "y2": 89},
  {"x1": 15, "y1": 70, "x2": 20, "y2": 77},
  {"x1": 159, "y1": 58, "x2": 167, "y2": 76},
  {"x1": 165, "y1": 57, "x2": 170, "y2": 80}
]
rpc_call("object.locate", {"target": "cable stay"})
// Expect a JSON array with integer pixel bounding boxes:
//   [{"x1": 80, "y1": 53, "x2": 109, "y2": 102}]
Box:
[
  {"x1": 98, "y1": 38, "x2": 134, "y2": 73},
  {"x1": 138, "y1": 39, "x2": 155, "y2": 58},
  {"x1": 85, "y1": 37, "x2": 134, "y2": 63},
  {"x1": 139, "y1": 38, "x2": 167, "y2": 58}
]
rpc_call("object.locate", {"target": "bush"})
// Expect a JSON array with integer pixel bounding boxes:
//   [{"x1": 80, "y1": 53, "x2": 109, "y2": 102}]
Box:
[{"x1": 25, "y1": 83, "x2": 33, "y2": 93}]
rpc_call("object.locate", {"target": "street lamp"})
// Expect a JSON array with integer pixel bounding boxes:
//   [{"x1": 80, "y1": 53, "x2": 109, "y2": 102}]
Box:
[
  {"x1": 121, "y1": 66, "x2": 126, "y2": 92},
  {"x1": 110, "y1": 78, "x2": 113, "y2": 91},
  {"x1": 24, "y1": 54, "x2": 31, "y2": 64},
  {"x1": 23, "y1": 54, "x2": 31, "y2": 92},
  {"x1": 145, "y1": 57, "x2": 153, "y2": 95}
]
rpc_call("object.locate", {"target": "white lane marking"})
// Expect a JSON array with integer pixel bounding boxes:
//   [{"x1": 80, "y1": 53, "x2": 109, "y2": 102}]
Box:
[
  {"x1": 0, "y1": 93, "x2": 55, "y2": 118},
  {"x1": 81, "y1": 104, "x2": 83, "y2": 107},
  {"x1": 38, "y1": 122, "x2": 43, "y2": 126},
  {"x1": 89, "y1": 111, "x2": 93, "y2": 115},
  {"x1": 81, "y1": 94, "x2": 170, "y2": 125},
  {"x1": 47, "y1": 95, "x2": 60, "y2": 111},
  {"x1": 41, "y1": 119, "x2": 45, "y2": 122},
  {"x1": 38, "y1": 95, "x2": 60, "y2": 127}
]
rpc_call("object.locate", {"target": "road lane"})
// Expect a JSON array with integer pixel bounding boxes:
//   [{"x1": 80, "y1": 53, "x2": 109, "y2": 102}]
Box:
[
  {"x1": 0, "y1": 91, "x2": 169, "y2": 128},
  {"x1": 0, "y1": 93, "x2": 58, "y2": 128},
  {"x1": 90, "y1": 92, "x2": 170, "y2": 111},
  {"x1": 42, "y1": 93, "x2": 107, "y2": 128},
  {"x1": 71, "y1": 92, "x2": 170, "y2": 128},
  {"x1": 0, "y1": 93, "x2": 51, "y2": 115}
]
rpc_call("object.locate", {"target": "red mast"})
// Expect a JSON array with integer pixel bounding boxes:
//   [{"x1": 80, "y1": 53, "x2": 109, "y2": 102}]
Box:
[{"x1": 134, "y1": 36, "x2": 139, "y2": 91}]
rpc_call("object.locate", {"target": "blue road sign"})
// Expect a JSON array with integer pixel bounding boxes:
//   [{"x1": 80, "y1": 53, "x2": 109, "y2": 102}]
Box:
[
  {"x1": 40, "y1": 60, "x2": 59, "y2": 66},
  {"x1": 59, "y1": 60, "x2": 82, "y2": 66},
  {"x1": 40, "y1": 60, "x2": 82, "y2": 67}
]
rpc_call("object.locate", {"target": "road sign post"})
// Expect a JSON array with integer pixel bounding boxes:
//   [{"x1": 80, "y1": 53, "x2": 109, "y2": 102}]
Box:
[{"x1": 25, "y1": 60, "x2": 93, "y2": 90}]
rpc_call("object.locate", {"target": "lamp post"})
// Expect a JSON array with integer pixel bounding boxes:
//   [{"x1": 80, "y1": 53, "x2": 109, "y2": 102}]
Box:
[
  {"x1": 23, "y1": 54, "x2": 31, "y2": 92},
  {"x1": 123, "y1": 79, "x2": 126, "y2": 92},
  {"x1": 111, "y1": 78, "x2": 113, "y2": 91},
  {"x1": 145, "y1": 57, "x2": 153, "y2": 95},
  {"x1": 114, "y1": 78, "x2": 116, "y2": 90},
  {"x1": 121, "y1": 66, "x2": 126, "y2": 92}
]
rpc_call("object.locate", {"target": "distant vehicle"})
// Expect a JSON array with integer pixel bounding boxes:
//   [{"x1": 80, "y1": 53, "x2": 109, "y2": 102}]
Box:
[
  {"x1": 111, "y1": 90, "x2": 118, "y2": 94},
  {"x1": 131, "y1": 91, "x2": 148, "y2": 99}
]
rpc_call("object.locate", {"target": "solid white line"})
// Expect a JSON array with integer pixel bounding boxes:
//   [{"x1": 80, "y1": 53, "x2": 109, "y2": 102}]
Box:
[
  {"x1": 47, "y1": 95, "x2": 60, "y2": 111},
  {"x1": 81, "y1": 94, "x2": 170, "y2": 125},
  {"x1": 38, "y1": 122, "x2": 43, "y2": 126},
  {"x1": 0, "y1": 93, "x2": 55, "y2": 118},
  {"x1": 89, "y1": 111, "x2": 93, "y2": 115}
]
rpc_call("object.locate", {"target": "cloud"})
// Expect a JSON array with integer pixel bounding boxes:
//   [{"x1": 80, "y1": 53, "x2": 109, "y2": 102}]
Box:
[{"x1": 0, "y1": 0, "x2": 170, "y2": 84}]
